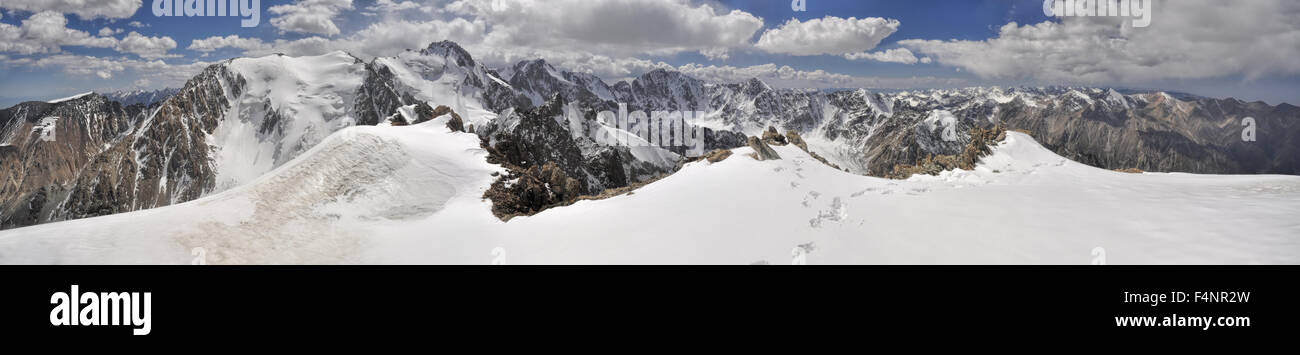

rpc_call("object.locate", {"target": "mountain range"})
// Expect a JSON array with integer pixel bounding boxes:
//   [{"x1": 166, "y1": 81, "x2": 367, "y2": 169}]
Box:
[{"x1": 1, "y1": 40, "x2": 1297, "y2": 230}]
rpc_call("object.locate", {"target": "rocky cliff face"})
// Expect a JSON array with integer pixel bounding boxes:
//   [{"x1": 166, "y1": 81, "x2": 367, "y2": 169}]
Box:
[{"x1": 0, "y1": 94, "x2": 145, "y2": 228}]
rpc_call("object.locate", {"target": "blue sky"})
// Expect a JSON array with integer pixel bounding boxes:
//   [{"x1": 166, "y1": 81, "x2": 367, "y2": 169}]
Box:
[{"x1": 2, "y1": 0, "x2": 1297, "y2": 107}]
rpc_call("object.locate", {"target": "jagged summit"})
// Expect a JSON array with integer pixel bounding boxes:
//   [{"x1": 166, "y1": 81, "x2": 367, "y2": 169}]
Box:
[{"x1": 421, "y1": 40, "x2": 476, "y2": 67}]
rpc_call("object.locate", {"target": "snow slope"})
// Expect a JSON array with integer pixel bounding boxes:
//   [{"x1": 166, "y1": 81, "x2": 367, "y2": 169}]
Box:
[
  {"x1": 0, "y1": 116, "x2": 500, "y2": 264},
  {"x1": 1, "y1": 131, "x2": 1297, "y2": 264}
]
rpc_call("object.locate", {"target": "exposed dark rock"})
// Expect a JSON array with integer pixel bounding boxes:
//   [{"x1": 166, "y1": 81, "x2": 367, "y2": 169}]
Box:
[
  {"x1": 886, "y1": 124, "x2": 1007, "y2": 179},
  {"x1": 762, "y1": 126, "x2": 787, "y2": 146},
  {"x1": 747, "y1": 136, "x2": 781, "y2": 161},
  {"x1": 702, "y1": 149, "x2": 733, "y2": 163}
]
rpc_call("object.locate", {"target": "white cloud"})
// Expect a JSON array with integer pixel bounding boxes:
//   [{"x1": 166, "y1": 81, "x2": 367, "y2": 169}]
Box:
[
  {"x1": 0, "y1": 11, "x2": 116, "y2": 54},
  {"x1": 445, "y1": 0, "x2": 763, "y2": 57},
  {"x1": 676, "y1": 62, "x2": 851, "y2": 86},
  {"x1": 116, "y1": 31, "x2": 177, "y2": 59},
  {"x1": 365, "y1": 0, "x2": 424, "y2": 13},
  {"x1": 189, "y1": 15, "x2": 489, "y2": 60},
  {"x1": 98, "y1": 27, "x2": 122, "y2": 36},
  {"x1": 127, "y1": 21, "x2": 145, "y2": 28},
  {"x1": 844, "y1": 48, "x2": 919, "y2": 64},
  {"x1": 340, "y1": 17, "x2": 485, "y2": 58},
  {"x1": 29, "y1": 54, "x2": 126, "y2": 79},
  {"x1": 269, "y1": 0, "x2": 354, "y2": 36},
  {"x1": 699, "y1": 47, "x2": 729, "y2": 61},
  {"x1": 17, "y1": 53, "x2": 211, "y2": 85},
  {"x1": 188, "y1": 35, "x2": 271, "y2": 53},
  {"x1": 900, "y1": 0, "x2": 1300, "y2": 84},
  {"x1": 755, "y1": 16, "x2": 900, "y2": 56},
  {"x1": 1, "y1": 0, "x2": 141, "y2": 20},
  {"x1": 254, "y1": 36, "x2": 336, "y2": 57}
]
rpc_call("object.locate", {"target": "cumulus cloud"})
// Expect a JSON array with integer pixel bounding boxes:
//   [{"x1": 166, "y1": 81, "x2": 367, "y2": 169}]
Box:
[
  {"x1": 16, "y1": 53, "x2": 212, "y2": 84},
  {"x1": 342, "y1": 17, "x2": 485, "y2": 58},
  {"x1": 900, "y1": 0, "x2": 1300, "y2": 84},
  {"x1": 445, "y1": 0, "x2": 763, "y2": 57},
  {"x1": 0, "y1": 11, "x2": 116, "y2": 54},
  {"x1": 844, "y1": 48, "x2": 919, "y2": 64},
  {"x1": 98, "y1": 27, "x2": 122, "y2": 36},
  {"x1": 116, "y1": 31, "x2": 177, "y2": 59},
  {"x1": 755, "y1": 16, "x2": 900, "y2": 56},
  {"x1": 182, "y1": 0, "x2": 764, "y2": 82},
  {"x1": 699, "y1": 47, "x2": 729, "y2": 61},
  {"x1": 188, "y1": 35, "x2": 272, "y2": 53},
  {"x1": 364, "y1": 0, "x2": 425, "y2": 14},
  {"x1": 1, "y1": 0, "x2": 141, "y2": 20},
  {"x1": 269, "y1": 0, "x2": 354, "y2": 36}
]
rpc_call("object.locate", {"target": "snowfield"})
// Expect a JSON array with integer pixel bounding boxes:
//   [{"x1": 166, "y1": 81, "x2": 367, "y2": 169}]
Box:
[
  {"x1": 0, "y1": 123, "x2": 1297, "y2": 264},
  {"x1": 211, "y1": 51, "x2": 370, "y2": 191}
]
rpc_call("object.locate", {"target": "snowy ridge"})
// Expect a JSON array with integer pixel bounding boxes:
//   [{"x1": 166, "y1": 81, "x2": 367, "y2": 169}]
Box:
[
  {"x1": 46, "y1": 92, "x2": 93, "y2": 104},
  {"x1": 0, "y1": 116, "x2": 500, "y2": 263},
  {"x1": 2, "y1": 129, "x2": 1297, "y2": 264}
]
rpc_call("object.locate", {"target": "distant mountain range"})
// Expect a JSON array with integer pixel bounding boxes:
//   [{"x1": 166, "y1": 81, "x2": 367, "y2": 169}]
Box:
[
  {"x1": 103, "y1": 88, "x2": 181, "y2": 106},
  {"x1": 1, "y1": 40, "x2": 1297, "y2": 230}
]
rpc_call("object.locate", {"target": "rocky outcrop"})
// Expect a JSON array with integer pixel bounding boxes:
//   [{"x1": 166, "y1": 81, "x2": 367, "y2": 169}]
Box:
[
  {"x1": 482, "y1": 162, "x2": 584, "y2": 220},
  {"x1": 701, "y1": 149, "x2": 733, "y2": 163},
  {"x1": 886, "y1": 124, "x2": 1007, "y2": 179},
  {"x1": 747, "y1": 136, "x2": 781, "y2": 161},
  {"x1": 761, "y1": 126, "x2": 787, "y2": 146}
]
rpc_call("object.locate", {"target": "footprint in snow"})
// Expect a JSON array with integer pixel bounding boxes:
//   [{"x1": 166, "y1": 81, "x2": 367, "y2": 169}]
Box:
[
  {"x1": 850, "y1": 188, "x2": 873, "y2": 197},
  {"x1": 790, "y1": 181, "x2": 800, "y2": 188},
  {"x1": 801, "y1": 191, "x2": 822, "y2": 208},
  {"x1": 809, "y1": 197, "x2": 847, "y2": 229}
]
